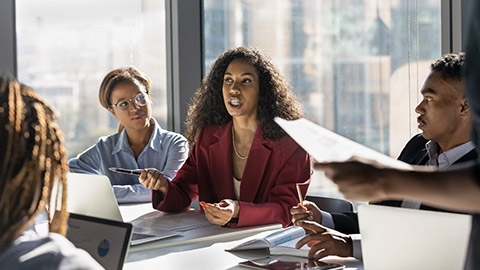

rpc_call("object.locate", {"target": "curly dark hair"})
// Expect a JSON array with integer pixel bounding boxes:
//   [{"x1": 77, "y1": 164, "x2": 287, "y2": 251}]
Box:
[
  {"x1": 431, "y1": 52, "x2": 465, "y2": 81},
  {"x1": 184, "y1": 47, "x2": 304, "y2": 147}
]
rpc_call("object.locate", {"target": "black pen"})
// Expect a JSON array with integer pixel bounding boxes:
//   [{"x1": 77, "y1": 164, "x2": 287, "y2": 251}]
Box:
[{"x1": 108, "y1": 167, "x2": 142, "y2": 176}]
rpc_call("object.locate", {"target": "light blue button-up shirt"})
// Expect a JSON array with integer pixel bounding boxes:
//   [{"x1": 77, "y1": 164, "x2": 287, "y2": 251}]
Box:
[
  {"x1": 68, "y1": 118, "x2": 188, "y2": 203},
  {"x1": 425, "y1": 140, "x2": 475, "y2": 170}
]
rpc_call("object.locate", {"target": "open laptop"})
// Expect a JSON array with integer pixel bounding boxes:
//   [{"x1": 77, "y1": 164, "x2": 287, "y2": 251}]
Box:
[
  {"x1": 67, "y1": 213, "x2": 132, "y2": 270},
  {"x1": 66, "y1": 172, "x2": 180, "y2": 245},
  {"x1": 358, "y1": 204, "x2": 472, "y2": 270}
]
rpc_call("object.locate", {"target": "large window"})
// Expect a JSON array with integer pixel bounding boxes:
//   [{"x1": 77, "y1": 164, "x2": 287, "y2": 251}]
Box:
[
  {"x1": 204, "y1": 0, "x2": 442, "y2": 196},
  {"x1": 16, "y1": 0, "x2": 167, "y2": 157},
  {"x1": 14, "y1": 0, "x2": 444, "y2": 198}
]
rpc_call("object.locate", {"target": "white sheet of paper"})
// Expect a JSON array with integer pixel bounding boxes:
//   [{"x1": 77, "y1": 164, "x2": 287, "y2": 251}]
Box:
[{"x1": 274, "y1": 117, "x2": 413, "y2": 170}]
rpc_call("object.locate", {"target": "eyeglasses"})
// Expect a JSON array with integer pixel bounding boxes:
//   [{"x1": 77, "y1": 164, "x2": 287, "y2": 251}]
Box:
[{"x1": 110, "y1": 92, "x2": 149, "y2": 112}]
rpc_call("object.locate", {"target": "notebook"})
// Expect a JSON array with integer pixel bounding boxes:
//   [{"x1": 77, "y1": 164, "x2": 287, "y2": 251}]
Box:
[
  {"x1": 66, "y1": 213, "x2": 132, "y2": 270},
  {"x1": 227, "y1": 226, "x2": 309, "y2": 257},
  {"x1": 66, "y1": 172, "x2": 180, "y2": 245},
  {"x1": 358, "y1": 204, "x2": 472, "y2": 270}
]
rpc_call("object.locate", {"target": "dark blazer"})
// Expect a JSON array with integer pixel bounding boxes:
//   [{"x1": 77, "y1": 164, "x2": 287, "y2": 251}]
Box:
[
  {"x1": 152, "y1": 120, "x2": 311, "y2": 228},
  {"x1": 331, "y1": 134, "x2": 477, "y2": 234}
]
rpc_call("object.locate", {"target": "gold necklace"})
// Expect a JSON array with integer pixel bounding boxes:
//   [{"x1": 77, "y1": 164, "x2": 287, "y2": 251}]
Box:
[{"x1": 232, "y1": 126, "x2": 248, "y2": 160}]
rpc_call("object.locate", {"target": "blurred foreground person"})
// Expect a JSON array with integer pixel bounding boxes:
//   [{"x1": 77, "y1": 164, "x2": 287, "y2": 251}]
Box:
[{"x1": 0, "y1": 77, "x2": 102, "y2": 269}]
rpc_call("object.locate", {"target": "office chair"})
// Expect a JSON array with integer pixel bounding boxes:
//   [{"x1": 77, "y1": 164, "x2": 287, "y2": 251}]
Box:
[{"x1": 305, "y1": 195, "x2": 354, "y2": 213}]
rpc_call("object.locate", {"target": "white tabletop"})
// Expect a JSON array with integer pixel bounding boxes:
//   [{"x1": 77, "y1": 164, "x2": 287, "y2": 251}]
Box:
[{"x1": 120, "y1": 204, "x2": 363, "y2": 270}]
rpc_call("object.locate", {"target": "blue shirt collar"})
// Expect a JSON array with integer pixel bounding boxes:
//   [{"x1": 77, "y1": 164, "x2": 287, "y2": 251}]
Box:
[
  {"x1": 148, "y1": 118, "x2": 164, "y2": 151},
  {"x1": 425, "y1": 140, "x2": 475, "y2": 169},
  {"x1": 111, "y1": 118, "x2": 163, "y2": 155}
]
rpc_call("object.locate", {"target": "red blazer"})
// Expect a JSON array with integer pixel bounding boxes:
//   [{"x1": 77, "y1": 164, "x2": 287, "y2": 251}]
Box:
[{"x1": 152, "y1": 121, "x2": 311, "y2": 227}]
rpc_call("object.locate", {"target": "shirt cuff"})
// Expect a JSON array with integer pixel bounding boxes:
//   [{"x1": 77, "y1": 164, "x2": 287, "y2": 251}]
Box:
[
  {"x1": 320, "y1": 210, "x2": 335, "y2": 229},
  {"x1": 113, "y1": 185, "x2": 152, "y2": 204},
  {"x1": 352, "y1": 237, "x2": 363, "y2": 260},
  {"x1": 227, "y1": 218, "x2": 239, "y2": 225}
]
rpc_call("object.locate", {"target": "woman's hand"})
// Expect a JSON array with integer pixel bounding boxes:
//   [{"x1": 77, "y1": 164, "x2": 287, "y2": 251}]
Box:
[
  {"x1": 138, "y1": 168, "x2": 169, "y2": 194},
  {"x1": 200, "y1": 199, "x2": 239, "y2": 226},
  {"x1": 290, "y1": 200, "x2": 322, "y2": 227},
  {"x1": 295, "y1": 220, "x2": 353, "y2": 260}
]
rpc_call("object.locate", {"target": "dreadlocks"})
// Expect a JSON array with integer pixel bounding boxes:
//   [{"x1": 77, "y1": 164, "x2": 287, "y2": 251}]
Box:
[{"x1": 0, "y1": 77, "x2": 69, "y2": 254}]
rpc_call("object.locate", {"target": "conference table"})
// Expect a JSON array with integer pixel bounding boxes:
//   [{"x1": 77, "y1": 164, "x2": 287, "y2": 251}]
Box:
[{"x1": 120, "y1": 203, "x2": 363, "y2": 270}]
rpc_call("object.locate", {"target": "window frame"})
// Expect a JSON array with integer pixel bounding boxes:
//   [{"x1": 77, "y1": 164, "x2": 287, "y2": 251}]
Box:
[{"x1": 0, "y1": 0, "x2": 16, "y2": 76}]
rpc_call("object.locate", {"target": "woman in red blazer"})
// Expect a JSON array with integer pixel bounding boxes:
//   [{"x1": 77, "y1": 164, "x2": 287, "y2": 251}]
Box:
[{"x1": 140, "y1": 47, "x2": 311, "y2": 227}]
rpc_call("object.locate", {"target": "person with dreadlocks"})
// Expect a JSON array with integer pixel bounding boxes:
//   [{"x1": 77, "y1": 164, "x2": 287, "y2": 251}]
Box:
[
  {"x1": 0, "y1": 77, "x2": 101, "y2": 269},
  {"x1": 68, "y1": 67, "x2": 188, "y2": 203},
  {"x1": 139, "y1": 47, "x2": 311, "y2": 227}
]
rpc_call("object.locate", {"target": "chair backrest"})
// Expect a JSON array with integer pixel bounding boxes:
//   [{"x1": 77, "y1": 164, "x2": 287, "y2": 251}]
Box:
[{"x1": 305, "y1": 195, "x2": 353, "y2": 213}]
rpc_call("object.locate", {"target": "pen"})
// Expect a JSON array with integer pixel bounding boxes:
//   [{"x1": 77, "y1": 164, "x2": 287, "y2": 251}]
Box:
[
  {"x1": 296, "y1": 183, "x2": 304, "y2": 205},
  {"x1": 108, "y1": 167, "x2": 142, "y2": 176},
  {"x1": 296, "y1": 184, "x2": 318, "y2": 248}
]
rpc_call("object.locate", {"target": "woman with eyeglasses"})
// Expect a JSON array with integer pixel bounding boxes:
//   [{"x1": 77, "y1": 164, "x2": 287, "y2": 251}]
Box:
[
  {"x1": 68, "y1": 67, "x2": 188, "y2": 203},
  {"x1": 139, "y1": 47, "x2": 311, "y2": 227}
]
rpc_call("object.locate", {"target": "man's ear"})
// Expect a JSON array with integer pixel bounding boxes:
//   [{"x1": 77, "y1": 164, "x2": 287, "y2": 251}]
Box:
[{"x1": 460, "y1": 98, "x2": 469, "y2": 114}]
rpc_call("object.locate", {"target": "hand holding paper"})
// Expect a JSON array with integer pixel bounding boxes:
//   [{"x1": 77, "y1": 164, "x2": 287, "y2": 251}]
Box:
[
  {"x1": 274, "y1": 117, "x2": 434, "y2": 201},
  {"x1": 315, "y1": 161, "x2": 396, "y2": 201}
]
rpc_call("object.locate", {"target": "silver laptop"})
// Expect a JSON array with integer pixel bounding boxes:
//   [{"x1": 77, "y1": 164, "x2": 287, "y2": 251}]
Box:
[
  {"x1": 67, "y1": 213, "x2": 132, "y2": 270},
  {"x1": 358, "y1": 204, "x2": 472, "y2": 270},
  {"x1": 67, "y1": 172, "x2": 180, "y2": 245}
]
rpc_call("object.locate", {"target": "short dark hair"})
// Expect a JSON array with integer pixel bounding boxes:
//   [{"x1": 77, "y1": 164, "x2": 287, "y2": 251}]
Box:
[{"x1": 431, "y1": 52, "x2": 465, "y2": 81}]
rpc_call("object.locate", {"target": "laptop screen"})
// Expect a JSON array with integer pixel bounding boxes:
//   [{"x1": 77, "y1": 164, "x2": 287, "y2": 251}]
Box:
[
  {"x1": 66, "y1": 173, "x2": 123, "y2": 222},
  {"x1": 358, "y1": 204, "x2": 471, "y2": 270},
  {"x1": 67, "y1": 213, "x2": 132, "y2": 270}
]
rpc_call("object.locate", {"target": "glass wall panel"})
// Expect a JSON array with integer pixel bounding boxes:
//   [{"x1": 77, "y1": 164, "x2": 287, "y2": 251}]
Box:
[
  {"x1": 16, "y1": 0, "x2": 167, "y2": 157},
  {"x1": 204, "y1": 0, "x2": 442, "y2": 196}
]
